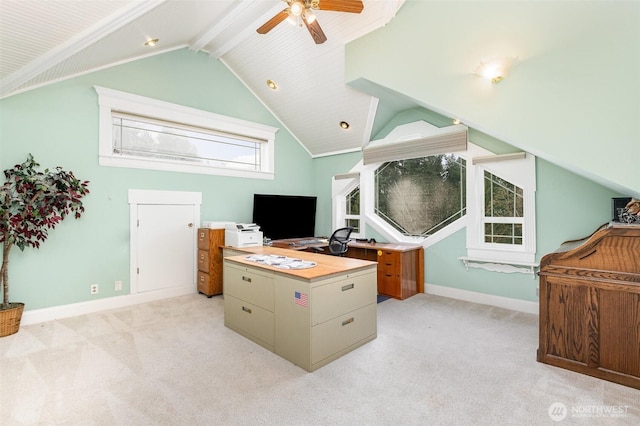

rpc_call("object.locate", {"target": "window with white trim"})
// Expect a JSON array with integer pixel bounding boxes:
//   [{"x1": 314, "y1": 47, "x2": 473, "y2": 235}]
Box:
[
  {"x1": 483, "y1": 171, "x2": 524, "y2": 245},
  {"x1": 95, "y1": 86, "x2": 277, "y2": 179},
  {"x1": 332, "y1": 120, "x2": 537, "y2": 267},
  {"x1": 345, "y1": 185, "x2": 361, "y2": 233},
  {"x1": 374, "y1": 154, "x2": 466, "y2": 237},
  {"x1": 466, "y1": 152, "x2": 536, "y2": 264},
  {"x1": 332, "y1": 172, "x2": 363, "y2": 239}
]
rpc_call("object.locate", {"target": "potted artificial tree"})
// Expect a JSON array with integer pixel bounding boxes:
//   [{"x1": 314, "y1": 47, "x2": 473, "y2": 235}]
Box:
[{"x1": 0, "y1": 154, "x2": 89, "y2": 337}]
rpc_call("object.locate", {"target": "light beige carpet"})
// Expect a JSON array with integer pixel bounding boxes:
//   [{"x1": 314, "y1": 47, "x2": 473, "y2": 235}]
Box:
[{"x1": 1, "y1": 293, "x2": 638, "y2": 425}]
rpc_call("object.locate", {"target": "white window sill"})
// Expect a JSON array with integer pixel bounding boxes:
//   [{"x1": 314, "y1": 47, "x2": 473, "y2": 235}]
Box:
[{"x1": 458, "y1": 256, "x2": 539, "y2": 279}]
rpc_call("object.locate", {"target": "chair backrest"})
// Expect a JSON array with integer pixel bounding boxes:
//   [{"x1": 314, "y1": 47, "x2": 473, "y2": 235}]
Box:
[{"x1": 328, "y1": 227, "x2": 354, "y2": 256}]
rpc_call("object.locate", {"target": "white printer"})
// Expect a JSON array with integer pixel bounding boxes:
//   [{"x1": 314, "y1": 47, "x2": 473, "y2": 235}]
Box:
[{"x1": 225, "y1": 223, "x2": 263, "y2": 248}]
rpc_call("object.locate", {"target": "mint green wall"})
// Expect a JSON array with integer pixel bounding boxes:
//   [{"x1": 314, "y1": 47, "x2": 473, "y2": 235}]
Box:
[
  {"x1": 312, "y1": 151, "x2": 361, "y2": 237},
  {"x1": 0, "y1": 49, "x2": 315, "y2": 310},
  {"x1": 346, "y1": 0, "x2": 640, "y2": 196},
  {"x1": 0, "y1": 42, "x2": 629, "y2": 311},
  {"x1": 311, "y1": 106, "x2": 623, "y2": 302}
]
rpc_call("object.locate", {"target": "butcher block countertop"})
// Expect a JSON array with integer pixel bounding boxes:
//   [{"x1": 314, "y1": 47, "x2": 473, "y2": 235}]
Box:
[{"x1": 224, "y1": 245, "x2": 377, "y2": 282}]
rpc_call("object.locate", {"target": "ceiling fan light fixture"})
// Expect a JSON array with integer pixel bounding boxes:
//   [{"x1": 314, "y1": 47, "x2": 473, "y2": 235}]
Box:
[
  {"x1": 304, "y1": 10, "x2": 317, "y2": 24},
  {"x1": 286, "y1": 14, "x2": 298, "y2": 26},
  {"x1": 256, "y1": 0, "x2": 363, "y2": 44},
  {"x1": 290, "y1": 1, "x2": 304, "y2": 16}
]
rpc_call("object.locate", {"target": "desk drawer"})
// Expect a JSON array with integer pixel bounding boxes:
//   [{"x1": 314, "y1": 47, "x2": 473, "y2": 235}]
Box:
[
  {"x1": 224, "y1": 263, "x2": 274, "y2": 310},
  {"x1": 311, "y1": 271, "x2": 376, "y2": 325},
  {"x1": 224, "y1": 294, "x2": 274, "y2": 348},
  {"x1": 198, "y1": 249, "x2": 209, "y2": 273},
  {"x1": 312, "y1": 303, "x2": 376, "y2": 364},
  {"x1": 197, "y1": 270, "x2": 209, "y2": 292},
  {"x1": 197, "y1": 229, "x2": 209, "y2": 250},
  {"x1": 378, "y1": 251, "x2": 401, "y2": 274}
]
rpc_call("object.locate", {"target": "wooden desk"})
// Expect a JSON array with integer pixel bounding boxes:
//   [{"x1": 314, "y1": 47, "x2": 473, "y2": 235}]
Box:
[
  {"x1": 347, "y1": 241, "x2": 424, "y2": 300},
  {"x1": 537, "y1": 223, "x2": 640, "y2": 389},
  {"x1": 268, "y1": 238, "x2": 424, "y2": 300}
]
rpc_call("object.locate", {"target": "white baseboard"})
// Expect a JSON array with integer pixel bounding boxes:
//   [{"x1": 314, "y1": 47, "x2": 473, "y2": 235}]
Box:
[
  {"x1": 424, "y1": 283, "x2": 539, "y2": 315},
  {"x1": 21, "y1": 286, "x2": 197, "y2": 326},
  {"x1": 20, "y1": 284, "x2": 538, "y2": 325}
]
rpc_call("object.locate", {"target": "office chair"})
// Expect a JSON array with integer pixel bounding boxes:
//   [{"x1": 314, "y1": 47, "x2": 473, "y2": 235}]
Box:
[{"x1": 327, "y1": 227, "x2": 354, "y2": 256}]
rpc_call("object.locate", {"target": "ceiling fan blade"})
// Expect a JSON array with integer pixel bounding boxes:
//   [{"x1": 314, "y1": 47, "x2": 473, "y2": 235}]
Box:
[
  {"x1": 257, "y1": 9, "x2": 289, "y2": 34},
  {"x1": 303, "y1": 18, "x2": 327, "y2": 44},
  {"x1": 316, "y1": 0, "x2": 364, "y2": 14}
]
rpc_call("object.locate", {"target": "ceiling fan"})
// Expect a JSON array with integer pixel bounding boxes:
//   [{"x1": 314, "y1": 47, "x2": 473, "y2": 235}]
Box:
[{"x1": 257, "y1": 0, "x2": 364, "y2": 44}]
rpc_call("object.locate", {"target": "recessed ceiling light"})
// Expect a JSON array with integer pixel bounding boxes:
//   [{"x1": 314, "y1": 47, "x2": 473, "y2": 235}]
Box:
[
  {"x1": 144, "y1": 38, "x2": 159, "y2": 47},
  {"x1": 339, "y1": 121, "x2": 350, "y2": 130},
  {"x1": 266, "y1": 79, "x2": 277, "y2": 90}
]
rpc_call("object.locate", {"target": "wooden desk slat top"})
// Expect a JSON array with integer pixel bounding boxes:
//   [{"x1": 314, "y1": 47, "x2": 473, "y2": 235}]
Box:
[{"x1": 224, "y1": 246, "x2": 377, "y2": 282}]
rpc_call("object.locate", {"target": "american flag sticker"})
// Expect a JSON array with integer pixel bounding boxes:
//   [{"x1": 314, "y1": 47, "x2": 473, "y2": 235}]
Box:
[{"x1": 294, "y1": 291, "x2": 308, "y2": 307}]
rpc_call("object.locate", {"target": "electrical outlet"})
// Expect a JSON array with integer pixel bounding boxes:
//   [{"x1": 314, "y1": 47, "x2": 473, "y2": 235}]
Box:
[
  {"x1": 115, "y1": 280, "x2": 122, "y2": 291},
  {"x1": 91, "y1": 284, "x2": 99, "y2": 295}
]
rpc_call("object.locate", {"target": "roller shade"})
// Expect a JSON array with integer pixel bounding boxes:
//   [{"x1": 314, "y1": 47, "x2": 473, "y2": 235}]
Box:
[
  {"x1": 333, "y1": 172, "x2": 360, "y2": 180},
  {"x1": 363, "y1": 124, "x2": 468, "y2": 165}
]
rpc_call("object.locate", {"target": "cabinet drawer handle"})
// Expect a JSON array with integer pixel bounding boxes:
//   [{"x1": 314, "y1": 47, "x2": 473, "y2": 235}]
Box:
[
  {"x1": 342, "y1": 283, "x2": 354, "y2": 291},
  {"x1": 242, "y1": 306, "x2": 252, "y2": 314},
  {"x1": 242, "y1": 276, "x2": 252, "y2": 283},
  {"x1": 342, "y1": 317, "x2": 354, "y2": 326}
]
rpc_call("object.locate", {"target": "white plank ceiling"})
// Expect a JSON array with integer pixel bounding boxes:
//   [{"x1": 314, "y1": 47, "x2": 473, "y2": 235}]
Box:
[{"x1": 0, "y1": 0, "x2": 405, "y2": 157}]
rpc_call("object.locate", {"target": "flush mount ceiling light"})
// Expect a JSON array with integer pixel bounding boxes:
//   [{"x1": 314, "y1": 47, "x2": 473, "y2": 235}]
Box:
[
  {"x1": 339, "y1": 121, "x2": 350, "y2": 130},
  {"x1": 144, "y1": 38, "x2": 159, "y2": 47},
  {"x1": 474, "y1": 57, "x2": 517, "y2": 84},
  {"x1": 266, "y1": 79, "x2": 278, "y2": 90}
]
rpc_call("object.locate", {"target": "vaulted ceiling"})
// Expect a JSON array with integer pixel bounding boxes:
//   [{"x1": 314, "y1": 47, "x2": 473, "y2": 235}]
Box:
[{"x1": 0, "y1": 0, "x2": 406, "y2": 157}]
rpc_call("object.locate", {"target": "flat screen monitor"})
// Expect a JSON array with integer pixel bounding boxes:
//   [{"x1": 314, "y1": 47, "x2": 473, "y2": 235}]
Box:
[{"x1": 252, "y1": 194, "x2": 317, "y2": 240}]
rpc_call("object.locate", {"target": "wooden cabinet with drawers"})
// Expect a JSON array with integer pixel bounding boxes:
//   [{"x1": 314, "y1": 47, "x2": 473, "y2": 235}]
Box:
[
  {"x1": 197, "y1": 228, "x2": 225, "y2": 297},
  {"x1": 223, "y1": 246, "x2": 377, "y2": 372},
  {"x1": 347, "y1": 242, "x2": 424, "y2": 300}
]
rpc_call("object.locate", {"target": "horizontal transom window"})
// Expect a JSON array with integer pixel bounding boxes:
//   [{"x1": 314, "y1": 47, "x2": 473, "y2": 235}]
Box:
[
  {"x1": 112, "y1": 113, "x2": 264, "y2": 171},
  {"x1": 95, "y1": 86, "x2": 277, "y2": 179}
]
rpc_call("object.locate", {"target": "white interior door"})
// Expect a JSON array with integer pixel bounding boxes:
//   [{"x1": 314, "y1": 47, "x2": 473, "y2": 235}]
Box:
[{"x1": 136, "y1": 204, "x2": 195, "y2": 293}]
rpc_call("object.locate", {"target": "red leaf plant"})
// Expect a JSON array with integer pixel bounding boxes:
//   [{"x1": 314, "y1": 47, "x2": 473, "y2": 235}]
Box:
[{"x1": 1, "y1": 154, "x2": 90, "y2": 309}]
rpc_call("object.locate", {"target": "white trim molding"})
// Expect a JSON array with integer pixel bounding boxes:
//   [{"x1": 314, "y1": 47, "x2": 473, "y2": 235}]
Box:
[
  {"x1": 466, "y1": 150, "x2": 536, "y2": 264},
  {"x1": 94, "y1": 85, "x2": 278, "y2": 180},
  {"x1": 425, "y1": 283, "x2": 539, "y2": 315},
  {"x1": 21, "y1": 286, "x2": 195, "y2": 326},
  {"x1": 458, "y1": 256, "x2": 539, "y2": 278}
]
